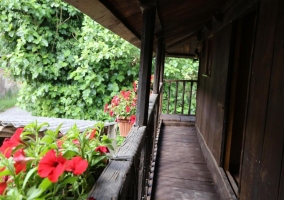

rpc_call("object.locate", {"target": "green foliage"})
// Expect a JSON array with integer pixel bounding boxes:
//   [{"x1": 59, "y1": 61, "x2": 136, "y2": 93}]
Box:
[
  {"x1": 164, "y1": 58, "x2": 199, "y2": 80},
  {"x1": 162, "y1": 58, "x2": 199, "y2": 114},
  {"x1": 0, "y1": 89, "x2": 18, "y2": 112},
  {"x1": 0, "y1": 0, "x2": 140, "y2": 120}
]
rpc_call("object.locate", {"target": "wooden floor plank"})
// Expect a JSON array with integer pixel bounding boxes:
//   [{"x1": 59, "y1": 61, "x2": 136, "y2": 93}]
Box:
[{"x1": 152, "y1": 122, "x2": 220, "y2": 200}]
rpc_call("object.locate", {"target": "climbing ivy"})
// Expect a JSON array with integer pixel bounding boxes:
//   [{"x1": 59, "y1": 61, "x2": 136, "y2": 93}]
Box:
[{"x1": 0, "y1": 0, "x2": 140, "y2": 120}]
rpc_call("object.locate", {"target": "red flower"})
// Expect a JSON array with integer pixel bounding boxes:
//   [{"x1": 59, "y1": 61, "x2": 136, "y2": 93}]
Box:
[
  {"x1": 13, "y1": 149, "x2": 29, "y2": 174},
  {"x1": 121, "y1": 91, "x2": 131, "y2": 100},
  {"x1": 57, "y1": 140, "x2": 64, "y2": 149},
  {"x1": 109, "y1": 111, "x2": 114, "y2": 117},
  {"x1": 111, "y1": 96, "x2": 120, "y2": 106},
  {"x1": 95, "y1": 146, "x2": 109, "y2": 154},
  {"x1": 89, "y1": 129, "x2": 96, "y2": 139},
  {"x1": 65, "y1": 156, "x2": 88, "y2": 175},
  {"x1": 104, "y1": 103, "x2": 109, "y2": 112},
  {"x1": 0, "y1": 128, "x2": 24, "y2": 158},
  {"x1": 133, "y1": 81, "x2": 137, "y2": 92},
  {"x1": 0, "y1": 176, "x2": 8, "y2": 195},
  {"x1": 72, "y1": 139, "x2": 80, "y2": 146},
  {"x1": 130, "y1": 115, "x2": 136, "y2": 125},
  {"x1": 125, "y1": 105, "x2": 131, "y2": 113},
  {"x1": 87, "y1": 197, "x2": 96, "y2": 200},
  {"x1": 38, "y1": 149, "x2": 66, "y2": 183}
]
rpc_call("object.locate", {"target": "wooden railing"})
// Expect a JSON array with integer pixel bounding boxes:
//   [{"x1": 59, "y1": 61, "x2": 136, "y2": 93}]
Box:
[
  {"x1": 88, "y1": 87, "x2": 162, "y2": 199},
  {"x1": 162, "y1": 80, "x2": 197, "y2": 115}
]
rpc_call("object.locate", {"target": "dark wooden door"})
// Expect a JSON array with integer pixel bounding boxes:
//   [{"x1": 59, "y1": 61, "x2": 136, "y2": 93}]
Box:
[{"x1": 223, "y1": 11, "x2": 256, "y2": 195}]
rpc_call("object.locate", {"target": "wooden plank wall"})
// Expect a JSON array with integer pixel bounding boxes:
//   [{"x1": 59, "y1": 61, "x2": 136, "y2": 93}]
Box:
[
  {"x1": 240, "y1": 0, "x2": 284, "y2": 199},
  {"x1": 196, "y1": 0, "x2": 284, "y2": 199},
  {"x1": 196, "y1": 24, "x2": 232, "y2": 165}
]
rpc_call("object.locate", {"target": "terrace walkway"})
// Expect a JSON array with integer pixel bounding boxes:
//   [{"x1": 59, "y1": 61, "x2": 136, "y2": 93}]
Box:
[{"x1": 152, "y1": 114, "x2": 220, "y2": 200}]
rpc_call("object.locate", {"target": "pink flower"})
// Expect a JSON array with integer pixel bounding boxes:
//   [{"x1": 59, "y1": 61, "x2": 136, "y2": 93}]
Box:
[
  {"x1": 104, "y1": 103, "x2": 109, "y2": 112},
  {"x1": 109, "y1": 111, "x2": 114, "y2": 117},
  {"x1": 13, "y1": 149, "x2": 29, "y2": 174},
  {"x1": 38, "y1": 149, "x2": 66, "y2": 183},
  {"x1": 125, "y1": 105, "x2": 131, "y2": 113},
  {"x1": 111, "y1": 96, "x2": 120, "y2": 106},
  {"x1": 89, "y1": 129, "x2": 96, "y2": 139},
  {"x1": 72, "y1": 139, "x2": 80, "y2": 146},
  {"x1": 65, "y1": 156, "x2": 88, "y2": 175},
  {"x1": 130, "y1": 115, "x2": 136, "y2": 125},
  {"x1": 0, "y1": 128, "x2": 24, "y2": 158},
  {"x1": 133, "y1": 81, "x2": 137, "y2": 92},
  {"x1": 57, "y1": 140, "x2": 64, "y2": 149},
  {"x1": 95, "y1": 146, "x2": 109, "y2": 154}
]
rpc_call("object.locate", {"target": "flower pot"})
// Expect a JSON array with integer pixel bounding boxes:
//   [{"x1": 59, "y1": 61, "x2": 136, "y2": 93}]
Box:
[{"x1": 118, "y1": 118, "x2": 133, "y2": 137}]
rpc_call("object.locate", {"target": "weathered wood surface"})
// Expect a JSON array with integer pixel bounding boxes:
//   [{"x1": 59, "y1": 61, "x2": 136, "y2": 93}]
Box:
[
  {"x1": 153, "y1": 37, "x2": 163, "y2": 94},
  {"x1": 152, "y1": 125, "x2": 220, "y2": 200},
  {"x1": 240, "y1": 0, "x2": 283, "y2": 199},
  {"x1": 88, "y1": 126, "x2": 146, "y2": 199},
  {"x1": 136, "y1": 8, "x2": 156, "y2": 126}
]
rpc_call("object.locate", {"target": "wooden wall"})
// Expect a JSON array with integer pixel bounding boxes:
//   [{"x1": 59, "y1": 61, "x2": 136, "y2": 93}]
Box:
[
  {"x1": 240, "y1": 0, "x2": 284, "y2": 199},
  {"x1": 196, "y1": 24, "x2": 232, "y2": 164},
  {"x1": 196, "y1": 0, "x2": 284, "y2": 199}
]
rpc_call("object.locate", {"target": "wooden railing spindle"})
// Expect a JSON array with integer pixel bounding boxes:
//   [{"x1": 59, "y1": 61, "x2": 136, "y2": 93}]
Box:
[
  {"x1": 162, "y1": 79, "x2": 197, "y2": 115},
  {"x1": 181, "y1": 81, "x2": 185, "y2": 114},
  {"x1": 167, "y1": 82, "x2": 171, "y2": 114},
  {"x1": 174, "y1": 81, "x2": 178, "y2": 114},
  {"x1": 188, "y1": 81, "x2": 194, "y2": 115}
]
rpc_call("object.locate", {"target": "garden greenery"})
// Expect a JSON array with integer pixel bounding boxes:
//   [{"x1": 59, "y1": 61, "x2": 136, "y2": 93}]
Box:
[
  {"x1": 0, "y1": 0, "x2": 198, "y2": 120},
  {"x1": 0, "y1": 0, "x2": 140, "y2": 120}
]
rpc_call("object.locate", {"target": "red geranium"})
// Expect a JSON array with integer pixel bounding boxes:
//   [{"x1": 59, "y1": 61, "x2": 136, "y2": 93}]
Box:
[
  {"x1": 38, "y1": 149, "x2": 66, "y2": 183},
  {"x1": 130, "y1": 115, "x2": 136, "y2": 125},
  {"x1": 65, "y1": 156, "x2": 88, "y2": 175},
  {"x1": 104, "y1": 88, "x2": 137, "y2": 119},
  {"x1": 95, "y1": 146, "x2": 109, "y2": 154}
]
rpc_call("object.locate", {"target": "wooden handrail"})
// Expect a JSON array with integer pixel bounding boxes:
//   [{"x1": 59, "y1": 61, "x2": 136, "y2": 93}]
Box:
[
  {"x1": 163, "y1": 79, "x2": 197, "y2": 115},
  {"x1": 88, "y1": 86, "x2": 162, "y2": 200}
]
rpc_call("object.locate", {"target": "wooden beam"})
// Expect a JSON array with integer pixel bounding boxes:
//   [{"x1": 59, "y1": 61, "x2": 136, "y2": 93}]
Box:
[
  {"x1": 166, "y1": 53, "x2": 197, "y2": 59},
  {"x1": 136, "y1": 8, "x2": 156, "y2": 126},
  {"x1": 153, "y1": 37, "x2": 163, "y2": 94}
]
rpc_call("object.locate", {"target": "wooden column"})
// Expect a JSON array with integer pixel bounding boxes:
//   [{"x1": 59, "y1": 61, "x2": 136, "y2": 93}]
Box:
[
  {"x1": 135, "y1": 8, "x2": 156, "y2": 126},
  {"x1": 153, "y1": 37, "x2": 163, "y2": 94},
  {"x1": 159, "y1": 44, "x2": 166, "y2": 83}
]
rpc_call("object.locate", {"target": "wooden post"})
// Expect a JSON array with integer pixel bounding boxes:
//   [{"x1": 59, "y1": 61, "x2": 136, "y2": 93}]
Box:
[
  {"x1": 135, "y1": 8, "x2": 156, "y2": 127},
  {"x1": 153, "y1": 38, "x2": 163, "y2": 94},
  {"x1": 159, "y1": 45, "x2": 166, "y2": 83}
]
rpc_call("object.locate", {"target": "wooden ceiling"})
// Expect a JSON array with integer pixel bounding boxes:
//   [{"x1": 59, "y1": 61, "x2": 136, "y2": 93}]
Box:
[{"x1": 64, "y1": 0, "x2": 228, "y2": 58}]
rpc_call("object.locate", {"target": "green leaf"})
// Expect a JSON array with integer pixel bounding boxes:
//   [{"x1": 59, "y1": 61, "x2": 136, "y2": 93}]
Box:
[
  {"x1": 62, "y1": 176, "x2": 78, "y2": 185},
  {"x1": 39, "y1": 178, "x2": 52, "y2": 192},
  {"x1": 27, "y1": 186, "x2": 42, "y2": 200},
  {"x1": 22, "y1": 167, "x2": 38, "y2": 189},
  {"x1": 0, "y1": 169, "x2": 12, "y2": 177}
]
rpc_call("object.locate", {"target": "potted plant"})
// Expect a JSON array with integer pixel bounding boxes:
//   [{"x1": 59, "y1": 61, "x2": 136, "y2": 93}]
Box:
[
  {"x1": 0, "y1": 121, "x2": 113, "y2": 199},
  {"x1": 104, "y1": 83, "x2": 137, "y2": 137}
]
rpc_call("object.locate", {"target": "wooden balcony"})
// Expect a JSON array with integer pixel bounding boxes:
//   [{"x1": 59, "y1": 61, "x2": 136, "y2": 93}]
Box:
[
  {"x1": 88, "y1": 82, "x2": 221, "y2": 199},
  {"x1": 152, "y1": 115, "x2": 220, "y2": 200}
]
